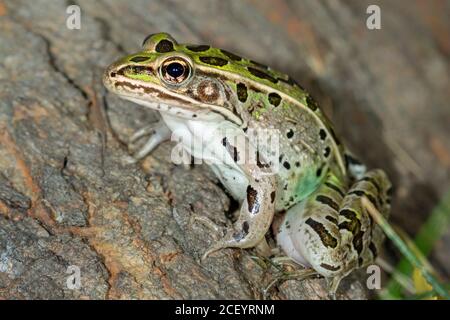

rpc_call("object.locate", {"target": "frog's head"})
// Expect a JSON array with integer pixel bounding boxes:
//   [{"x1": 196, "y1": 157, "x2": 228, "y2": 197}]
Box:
[{"x1": 103, "y1": 33, "x2": 244, "y2": 124}]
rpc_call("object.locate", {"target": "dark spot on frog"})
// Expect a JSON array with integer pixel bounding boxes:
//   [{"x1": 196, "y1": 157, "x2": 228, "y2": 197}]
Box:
[
  {"x1": 286, "y1": 129, "x2": 294, "y2": 139},
  {"x1": 256, "y1": 151, "x2": 270, "y2": 169},
  {"x1": 319, "y1": 129, "x2": 327, "y2": 140},
  {"x1": 320, "y1": 263, "x2": 340, "y2": 271},
  {"x1": 316, "y1": 195, "x2": 339, "y2": 211},
  {"x1": 249, "y1": 59, "x2": 269, "y2": 70},
  {"x1": 283, "y1": 161, "x2": 291, "y2": 170},
  {"x1": 305, "y1": 218, "x2": 338, "y2": 248},
  {"x1": 306, "y1": 95, "x2": 319, "y2": 111},
  {"x1": 130, "y1": 56, "x2": 149, "y2": 63},
  {"x1": 237, "y1": 83, "x2": 248, "y2": 103},
  {"x1": 268, "y1": 92, "x2": 281, "y2": 107},
  {"x1": 155, "y1": 39, "x2": 174, "y2": 53},
  {"x1": 295, "y1": 161, "x2": 300, "y2": 167},
  {"x1": 220, "y1": 49, "x2": 242, "y2": 61},
  {"x1": 324, "y1": 182, "x2": 345, "y2": 198},
  {"x1": 316, "y1": 167, "x2": 322, "y2": 177},
  {"x1": 242, "y1": 221, "x2": 249, "y2": 235},
  {"x1": 338, "y1": 209, "x2": 360, "y2": 232},
  {"x1": 222, "y1": 137, "x2": 239, "y2": 162},
  {"x1": 199, "y1": 56, "x2": 229, "y2": 67},
  {"x1": 192, "y1": 114, "x2": 197, "y2": 118},
  {"x1": 325, "y1": 215, "x2": 338, "y2": 225},
  {"x1": 270, "y1": 191, "x2": 276, "y2": 203},
  {"x1": 324, "y1": 146, "x2": 331, "y2": 158},
  {"x1": 338, "y1": 209, "x2": 364, "y2": 255},
  {"x1": 283, "y1": 184, "x2": 288, "y2": 190},
  {"x1": 285, "y1": 220, "x2": 290, "y2": 229},
  {"x1": 278, "y1": 154, "x2": 283, "y2": 163},
  {"x1": 246, "y1": 185, "x2": 259, "y2": 214},
  {"x1": 186, "y1": 45, "x2": 210, "y2": 52},
  {"x1": 247, "y1": 67, "x2": 278, "y2": 83},
  {"x1": 289, "y1": 196, "x2": 294, "y2": 202}
]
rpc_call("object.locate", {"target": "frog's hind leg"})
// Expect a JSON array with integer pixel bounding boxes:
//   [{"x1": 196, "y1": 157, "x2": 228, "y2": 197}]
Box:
[
  {"x1": 277, "y1": 171, "x2": 350, "y2": 289},
  {"x1": 277, "y1": 169, "x2": 392, "y2": 298},
  {"x1": 339, "y1": 169, "x2": 392, "y2": 269},
  {"x1": 263, "y1": 266, "x2": 318, "y2": 299}
]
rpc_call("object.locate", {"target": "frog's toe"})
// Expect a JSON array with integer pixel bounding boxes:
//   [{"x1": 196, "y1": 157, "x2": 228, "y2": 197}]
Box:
[
  {"x1": 129, "y1": 124, "x2": 157, "y2": 143},
  {"x1": 191, "y1": 215, "x2": 223, "y2": 238},
  {"x1": 126, "y1": 120, "x2": 171, "y2": 160},
  {"x1": 201, "y1": 242, "x2": 228, "y2": 261},
  {"x1": 121, "y1": 154, "x2": 139, "y2": 165},
  {"x1": 326, "y1": 275, "x2": 344, "y2": 300},
  {"x1": 263, "y1": 267, "x2": 318, "y2": 299}
]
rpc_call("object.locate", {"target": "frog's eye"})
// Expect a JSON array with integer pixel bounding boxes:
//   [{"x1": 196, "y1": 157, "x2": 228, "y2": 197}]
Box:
[{"x1": 159, "y1": 57, "x2": 192, "y2": 86}]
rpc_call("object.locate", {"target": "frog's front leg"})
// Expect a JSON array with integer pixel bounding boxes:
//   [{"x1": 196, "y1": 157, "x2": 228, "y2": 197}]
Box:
[
  {"x1": 126, "y1": 119, "x2": 171, "y2": 163},
  {"x1": 202, "y1": 134, "x2": 277, "y2": 260}
]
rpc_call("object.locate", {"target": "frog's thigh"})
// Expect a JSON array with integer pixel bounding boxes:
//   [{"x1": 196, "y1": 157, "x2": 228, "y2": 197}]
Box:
[
  {"x1": 281, "y1": 169, "x2": 392, "y2": 282},
  {"x1": 284, "y1": 172, "x2": 348, "y2": 278},
  {"x1": 338, "y1": 169, "x2": 392, "y2": 267},
  {"x1": 202, "y1": 134, "x2": 276, "y2": 259}
]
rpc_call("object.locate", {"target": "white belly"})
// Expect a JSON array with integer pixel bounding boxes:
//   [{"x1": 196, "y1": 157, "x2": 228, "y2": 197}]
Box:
[{"x1": 160, "y1": 112, "x2": 249, "y2": 202}]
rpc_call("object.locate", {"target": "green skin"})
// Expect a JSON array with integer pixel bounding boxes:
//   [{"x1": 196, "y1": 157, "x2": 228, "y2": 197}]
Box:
[{"x1": 103, "y1": 33, "x2": 392, "y2": 295}]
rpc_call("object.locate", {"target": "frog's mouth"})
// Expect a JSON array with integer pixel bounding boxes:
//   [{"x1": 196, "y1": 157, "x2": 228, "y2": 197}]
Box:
[{"x1": 103, "y1": 69, "x2": 243, "y2": 125}]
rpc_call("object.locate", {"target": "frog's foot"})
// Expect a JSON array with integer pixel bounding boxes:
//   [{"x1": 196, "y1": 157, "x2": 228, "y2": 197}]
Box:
[
  {"x1": 201, "y1": 202, "x2": 275, "y2": 261},
  {"x1": 326, "y1": 276, "x2": 344, "y2": 300},
  {"x1": 263, "y1": 267, "x2": 318, "y2": 299},
  {"x1": 191, "y1": 215, "x2": 223, "y2": 239},
  {"x1": 125, "y1": 119, "x2": 171, "y2": 164}
]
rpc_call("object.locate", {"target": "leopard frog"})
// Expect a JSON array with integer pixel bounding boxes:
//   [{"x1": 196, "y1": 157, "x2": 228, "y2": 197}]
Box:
[{"x1": 103, "y1": 33, "x2": 392, "y2": 295}]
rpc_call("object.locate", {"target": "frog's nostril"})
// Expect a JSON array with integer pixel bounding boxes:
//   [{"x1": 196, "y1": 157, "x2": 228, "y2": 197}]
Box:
[{"x1": 110, "y1": 72, "x2": 117, "y2": 78}]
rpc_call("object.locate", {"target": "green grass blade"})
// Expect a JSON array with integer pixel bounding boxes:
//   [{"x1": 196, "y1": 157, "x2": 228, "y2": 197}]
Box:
[
  {"x1": 362, "y1": 196, "x2": 450, "y2": 300},
  {"x1": 383, "y1": 190, "x2": 450, "y2": 299}
]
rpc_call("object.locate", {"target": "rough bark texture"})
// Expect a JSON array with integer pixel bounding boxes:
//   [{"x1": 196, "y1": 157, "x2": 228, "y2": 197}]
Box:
[{"x1": 0, "y1": 0, "x2": 449, "y2": 299}]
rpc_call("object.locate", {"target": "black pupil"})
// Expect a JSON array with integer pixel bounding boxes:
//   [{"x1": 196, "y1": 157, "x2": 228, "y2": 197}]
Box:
[{"x1": 166, "y1": 62, "x2": 185, "y2": 78}]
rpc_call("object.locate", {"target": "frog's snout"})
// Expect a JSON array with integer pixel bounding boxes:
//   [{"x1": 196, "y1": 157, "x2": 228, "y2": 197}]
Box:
[{"x1": 103, "y1": 62, "x2": 120, "y2": 90}]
